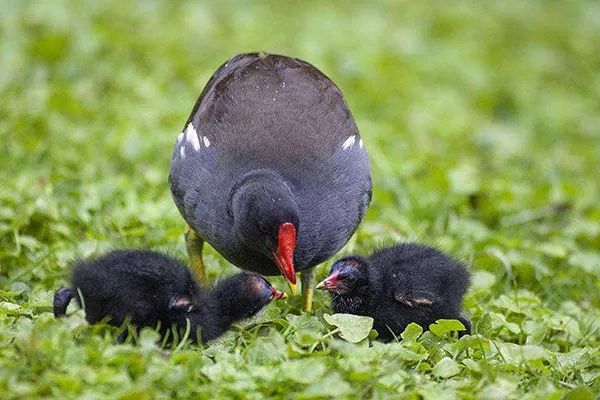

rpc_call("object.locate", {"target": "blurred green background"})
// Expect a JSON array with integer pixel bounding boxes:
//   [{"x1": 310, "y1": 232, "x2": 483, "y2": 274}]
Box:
[{"x1": 1, "y1": 1, "x2": 599, "y2": 398}]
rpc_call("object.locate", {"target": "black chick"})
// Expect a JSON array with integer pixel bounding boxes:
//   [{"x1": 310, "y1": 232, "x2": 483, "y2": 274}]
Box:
[
  {"x1": 53, "y1": 249, "x2": 286, "y2": 343},
  {"x1": 316, "y1": 243, "x2": 471, "y2": 341}
]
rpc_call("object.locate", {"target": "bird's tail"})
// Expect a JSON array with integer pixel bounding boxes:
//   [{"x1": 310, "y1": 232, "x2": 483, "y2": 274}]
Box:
[{"x1": 53, "y1": 287, "x2": 73, "y2": 317}]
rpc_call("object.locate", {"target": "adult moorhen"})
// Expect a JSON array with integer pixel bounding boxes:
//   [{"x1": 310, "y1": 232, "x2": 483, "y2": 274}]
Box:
[
  {"x1": 54, "y1": 249, "x2": 286, "y2": 343},
  {"x1": 169, "y1": 53, "x2": 372, "y2": 310},
  {"x1": 316, "y1": 243, "x2": 471, "y2": 341}
]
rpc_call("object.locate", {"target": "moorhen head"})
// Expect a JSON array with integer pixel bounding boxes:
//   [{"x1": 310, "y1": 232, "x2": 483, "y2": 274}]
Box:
[
  {"x1": 230, "y1": 173, "x2": 300, "y2": 286},
  {"x1": 210, "y1": 272, "x2": 287, "y2": 323},
  {"x1": 169, "y1": 53, "x2": 372, "y2": 308},
  {"x1": 189, "y1": 272, "x2": 286, "y2": 342},
  {"x1": 317, "y1": 243, "x2": 471, "y2": 341},
  {"x1": 315, "y1": 256, "x2": 369, "y2": 296}
]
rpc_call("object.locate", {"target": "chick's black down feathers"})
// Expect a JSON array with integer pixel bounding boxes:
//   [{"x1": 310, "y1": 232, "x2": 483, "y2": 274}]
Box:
[
  {"x1": 54, "y1": 250, "x2": 278, "y2": 343},
  {"x1": 321, "y1": 243, "x2": 471, "y2": 341}
]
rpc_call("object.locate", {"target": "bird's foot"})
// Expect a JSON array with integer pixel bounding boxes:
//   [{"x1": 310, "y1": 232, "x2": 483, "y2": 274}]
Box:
[
  {"x1": 301, "y1": 268, "x2": 316, "y2": 312},
  {"x1": 185, "y1": 225, "x2": 207, "y2": 285}
]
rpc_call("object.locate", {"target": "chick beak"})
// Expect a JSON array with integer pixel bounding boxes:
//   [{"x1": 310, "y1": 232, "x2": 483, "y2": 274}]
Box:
[
  {"x1": 270, "y1": 287, "x2": 288, "y2": 300},
  {"x1": 316, "y1": 273, "x2": 338, "y2": 291},
  {"x1": 273, "y1": 222, "x2": 298, "y2": 295}
]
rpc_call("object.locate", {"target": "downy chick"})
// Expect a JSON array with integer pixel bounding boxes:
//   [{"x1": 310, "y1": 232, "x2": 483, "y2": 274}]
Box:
[
  {"x1": 54, "y1": 249, "x2": 285, "y2": 342},
  {"x1": 317, "y1": 243, "x2": 470, "y2": 341}
]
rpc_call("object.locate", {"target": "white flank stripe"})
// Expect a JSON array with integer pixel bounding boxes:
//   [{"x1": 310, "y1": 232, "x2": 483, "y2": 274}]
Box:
[
  {"x1": 177, "y1": 132, "x2": 184, "y2": 142},
  {"x1": 185, "y1": 123, "x2": 201, "y2": 151},
  {"x1": 359, "y1": 138, "x2": 363, "y2": 148},
  {"x1": 203, "y1": 136, "x2": 210, "y2": 147},
  {"x1": 342, "y1": 135, "x2": 356, "y2": 150},
  {"x1": 180, "y1": 146, "x2": 185, "y2": 158}
]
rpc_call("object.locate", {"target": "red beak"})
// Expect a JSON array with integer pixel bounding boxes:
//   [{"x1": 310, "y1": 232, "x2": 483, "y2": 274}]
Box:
[{"x1": 273, "y1": 222, "x2": 297, "y2": 291}]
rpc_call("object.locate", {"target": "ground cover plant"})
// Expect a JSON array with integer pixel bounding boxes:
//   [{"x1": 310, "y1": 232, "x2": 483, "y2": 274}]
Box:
[{"x1": 1, "y1": 1, "x2": 599, "y2": 398}]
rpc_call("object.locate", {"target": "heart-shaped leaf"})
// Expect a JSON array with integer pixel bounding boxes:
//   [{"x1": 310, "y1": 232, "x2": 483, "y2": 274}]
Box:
[
  {"x1": 432, "y1": 357, "x2": 461, "y2": 378},
  {"x1": 323, "y1": 313, "x2": 374, "y2": 343},
  {"x1": 401, "y1": 322, "x2": 423, "y2": 341},
  {"x1": 429, "y1": 319, "x2": 467, "y2": 337}
]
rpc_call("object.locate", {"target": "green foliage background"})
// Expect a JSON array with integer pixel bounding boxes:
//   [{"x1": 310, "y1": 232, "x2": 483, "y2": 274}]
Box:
[{"x1": 1, "y1": 1, "x2": 599, "y2": 398}]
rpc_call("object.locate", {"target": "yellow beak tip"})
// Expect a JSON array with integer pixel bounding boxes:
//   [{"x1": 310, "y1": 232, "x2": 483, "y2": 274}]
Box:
[{"x1": 288, "y1": 282, "x2": 298, "y2": 296}]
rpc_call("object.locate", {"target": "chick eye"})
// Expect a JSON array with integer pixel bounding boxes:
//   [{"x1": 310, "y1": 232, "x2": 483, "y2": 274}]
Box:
[{"x1": 258, "y1": 222, "x2": 268, "y2": 234}]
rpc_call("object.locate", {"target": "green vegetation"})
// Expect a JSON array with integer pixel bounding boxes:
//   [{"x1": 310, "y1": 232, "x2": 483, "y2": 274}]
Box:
[{"x1": 1, "y1": 1, "x2": 599, "y2": 398}]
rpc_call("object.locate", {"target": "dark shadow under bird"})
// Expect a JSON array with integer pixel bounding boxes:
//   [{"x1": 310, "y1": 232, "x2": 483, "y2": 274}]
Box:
[
  {"x1": 317, "y1": 243, "x2": 471, "y2": 341},
  {"x1": 53, "y1": 249, "x2": 285, "y2": 343}
]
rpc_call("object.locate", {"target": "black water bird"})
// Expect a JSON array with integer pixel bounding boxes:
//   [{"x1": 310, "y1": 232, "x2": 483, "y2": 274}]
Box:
[
  {"x1": 169, "y1": 53, "x2": 372, "y2": 310},
  {"x1": 316, "y1": 243, "x2": 471, "y2": 341},
  {"x1": 53, "y1": 249, "x2": 286, "y2": 343}
]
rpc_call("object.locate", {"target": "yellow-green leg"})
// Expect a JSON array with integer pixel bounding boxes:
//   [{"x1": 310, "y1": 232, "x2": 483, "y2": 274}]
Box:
[
  {"x1": 301, "y1": 267, "x2": 316, "y2": 312},
  {"x1": 185, "y1": 225, "x2": 207, "y2": 285}
]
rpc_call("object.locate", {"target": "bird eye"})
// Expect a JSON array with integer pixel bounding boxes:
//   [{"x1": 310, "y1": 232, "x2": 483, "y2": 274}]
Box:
[{"x1": 258, "y1": 222, "x2": 268, "y2": 234}]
